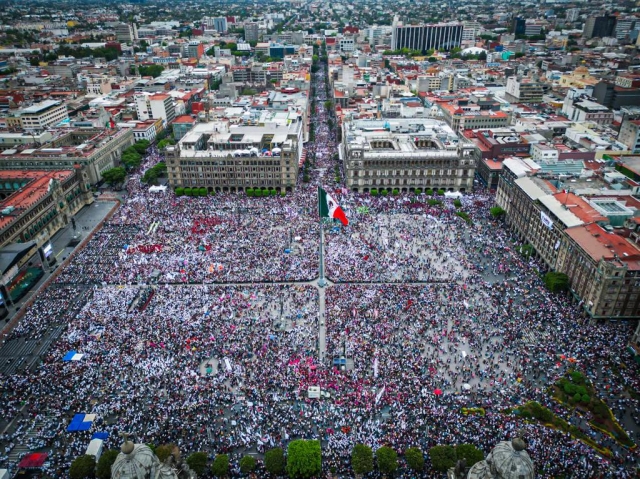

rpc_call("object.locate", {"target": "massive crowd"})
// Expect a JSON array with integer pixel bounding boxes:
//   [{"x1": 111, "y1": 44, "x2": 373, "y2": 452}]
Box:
[{"x1": 0, "y1": 59, "x2": 638, "y2": 479}]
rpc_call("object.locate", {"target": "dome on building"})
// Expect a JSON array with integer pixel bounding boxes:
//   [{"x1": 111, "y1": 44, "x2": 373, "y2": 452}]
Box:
[
  {"x1": 466, "y1": 438, "x2": 535, "y2": 479},
  {"x1": 574, "y1": 66, "x2": 589, "y2": 73},
  {"x1": 111, "y1": 442, "x2": 160, "y2": 479},
  {"x1": 461, "y1": 47, "x2": 487, "y2": 56}
]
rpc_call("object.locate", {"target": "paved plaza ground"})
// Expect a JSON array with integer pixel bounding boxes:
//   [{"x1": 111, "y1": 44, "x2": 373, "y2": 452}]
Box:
[{"x1": 0, "y1": 61, "x2": 638, "y2": 479}]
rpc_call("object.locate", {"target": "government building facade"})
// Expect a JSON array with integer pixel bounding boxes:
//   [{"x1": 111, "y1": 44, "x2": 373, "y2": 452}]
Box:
[
  {"x1": 340, "y1": 119, "x2": 476, "y2": 193},
  {"x1": 166, "y1": 115, "x2": 304, "y2": 193}
]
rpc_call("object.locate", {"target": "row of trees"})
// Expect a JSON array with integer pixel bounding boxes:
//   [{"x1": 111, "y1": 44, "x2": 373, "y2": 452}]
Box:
[
  {"x1": 70, "y1": 441, "x2": 484, "y2": 478},
  {"x1": 370, "y1": 188, "x2": 448, "y2": 196},
  {"x1": 121, "y1": 140, "x2": 151, "y2": 170},
  {"x1": 142, "y1": 162, "x2": 166, "y2": 184},
  {"x1": 101, "y1": 140, "x2": 152, "y2": 186},
  {"x1": 131, "y1": 64, "x2": 165, "y2": 78},
  {"x1": 175, "y1": 187, "x2": 213, "y2": 197}
]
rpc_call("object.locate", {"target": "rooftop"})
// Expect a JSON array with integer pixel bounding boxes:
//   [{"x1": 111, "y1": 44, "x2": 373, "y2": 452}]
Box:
[
  {"x1": 566, "y1": 222, "x2": 640, "y2": 268},
  {"x1": 343, "y1": 118, "x2": 470, "y2": 160},
  {"x1": 0, "y1": 170, "x2": 75, "y2": 230},
  {"x1": 19, "y1": 100, "x2": 63, "y2": 115},
  {"x1": 0, "y1": 128, "x2": 129, "y2": 160}
]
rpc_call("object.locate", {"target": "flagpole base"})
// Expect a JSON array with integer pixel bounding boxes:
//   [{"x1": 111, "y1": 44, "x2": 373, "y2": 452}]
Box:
[{"x1": 318, "y1": 278, "x2": 327, "y2": 288}]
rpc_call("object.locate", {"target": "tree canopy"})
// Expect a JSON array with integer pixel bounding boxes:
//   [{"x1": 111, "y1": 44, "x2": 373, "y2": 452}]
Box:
[
  {"x1": 404, "y1": 447, "x2": 425, "y2": 472},
  {"x1": 286, "y1": 440, "x2": 321, "y2": 478},
  {"x1": 101, "y1": 167, "x2": 126, "y2": 186},
  {"x1": 544, "y1": 272, "x2": 570, "y2": 293},
  {"x1": 351, "y1": 444, "x2": 374, "y2": 476},
  {"x1": 239, "y1": 455, "x2": 257, "y2": 474},
  {"x1": 69, "y1": 454, "x2": 96, "y2": 479},
  {"x1": 265, "y1": 447, "x2": 286, "y2": 476},
  {"x1": 95, "y1": 450, "x2": 119, "y2": 479},
  {"x1": 211, "y1": 454, "x2": 229, "y2": 478},
  {"x1": 375, "y1": 446, "x2": 398, "y2": 476},
  {"x1": 186, "y1": 452, "x2": 208, "y2": 476},
  {"x1": 455, "y1": 444, "x2": 484, "y2": 468},
  {"x1": 429, "y1": 445, "x2": 456, "y2": 472}
]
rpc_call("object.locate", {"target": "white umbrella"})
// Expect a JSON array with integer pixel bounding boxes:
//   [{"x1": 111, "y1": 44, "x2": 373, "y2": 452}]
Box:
[{"x1": 462, "y1": 383, "x2": 471, "y2": 390}]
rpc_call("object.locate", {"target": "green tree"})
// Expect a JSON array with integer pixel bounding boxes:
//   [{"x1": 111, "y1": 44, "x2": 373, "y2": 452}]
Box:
[
  {"x1": 121, "y1": 154, "x2": 142, "y2": 169},
  {"x1": 132, "y1": 64, "x2": 165, "y2": 78},
  {"x1": 453, "y1": 199, "x2": 462, "y2": 208},
  {"x1": 376, "y1": 446, "x2": 397, "y2": 477},
  {"x1": 132, "y1": 140, "x2": 150, "y2": 155},
  {"x1": 240, "y1": 455, "x2": 257, "y2": 474},
  {"x1": 102, "y1": 167, "x2": 126, "y2": 186},
  {"x1": 287, "y1": 439, "x2": 321, "y2": 479},
  {"x1": 155, "y1": 445, "x2": 175, "y2": 463},
  {"x1": 96, "y1": 450, "x2": 119, "y2": 479},
  {"x1": 351, "y1": 444, "x2": 373, "y2": 477},
  {"x1": 429, "y1": 445, "x2": 456, "y2": 472},
  {"x1": 265, "y1": 447, "x2": 286, "y2": 476},
  {"x1": 142, "y1": 168, "x2": 158, "y2": 184},
  {"x1": 175, "y1": 187, "x2": 185, "y2": 196},
  {"x1": 69, "y1": 454, "x2": 96, "y2": 479},
  {"x1": 211, "y1": 454, "x2": 229, "y2": 478},
  {"x1": 455, "y1": 444, "x2": 484, "y2": 468},
  {"x1": 543, "y1": 272, "x2": 570, "y2": 293},
  {"x1": 186, "y1": 452, "x2": 208, "y2": 476},
  {"x1": 405, "y1": 447, "x2": 424, "y2": 472},
  {"x1": 324, "y1": 100, "x2": 333, "y2": 110},
  {"x1": 490, "y1": 206, "x2": 505, "y2": 218}
]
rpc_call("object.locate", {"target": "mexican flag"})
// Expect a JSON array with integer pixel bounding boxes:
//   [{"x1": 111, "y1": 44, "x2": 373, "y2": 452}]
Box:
[{"x1": 318, "y1": 187, "x2": 348, "y2": 226}]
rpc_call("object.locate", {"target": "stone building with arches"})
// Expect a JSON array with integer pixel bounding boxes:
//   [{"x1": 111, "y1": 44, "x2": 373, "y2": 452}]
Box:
[{"x1": 340, "y1": 118, "x2": 476, "y2": 193}]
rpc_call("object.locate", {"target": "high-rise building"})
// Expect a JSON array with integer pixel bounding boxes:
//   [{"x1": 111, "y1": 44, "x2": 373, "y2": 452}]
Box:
[
  {"x1": 18, "y1": 100, "x2": 69, "y2": 131},
  {"x1": 462, "y1": 21, "x2": 481, "y2": 41},
  {"x1": 566, "y1": 8, "x2": 580, "y2": 23},
  {"x1": 368, "y1": 26, "x2": 392, "y2": 46},
  {"x1": 114, "y1": 23, "x2": 137, "y2": 43},
  {"x1": 135, "y1": 93, "x2": 176, "y2": 124},
  {"x1": 618, "y1": 118, "x2": 640, "y2": 153},
  {"x1": 244, "y1": 22, "x2": 260, "y2": 42},
  {"x1": 390, "y1": 23, "x2": 463, "y2": 52},
  {"x1": 213, "y1": 17, "x2": 228, "y2": 33},
  {"x1": 513, "y1": 17, "x2": 526, "y2": 35},
  {"x1": 583, "y1": 14, "x2": 616, "y2": 39},
  {"x1": 182, "y1": 41, "x2": 204, "y2": 59},
  {"x1": 505, "y1": 76, "x2": 544, "y2": 104},
  {"x1": 614, "y1": 18, "x2": 636, "y2": 41}
]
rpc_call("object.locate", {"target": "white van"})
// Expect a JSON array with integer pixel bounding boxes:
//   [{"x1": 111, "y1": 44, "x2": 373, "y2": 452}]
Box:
[{"x1": 86, "y1": 439, "x2": 104, "y2": 461}]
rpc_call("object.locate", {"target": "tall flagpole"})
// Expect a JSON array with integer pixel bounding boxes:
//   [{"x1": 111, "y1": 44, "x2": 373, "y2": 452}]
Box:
[{"x1": 318, "y1": 186, "x2": 327, "y2": 287}]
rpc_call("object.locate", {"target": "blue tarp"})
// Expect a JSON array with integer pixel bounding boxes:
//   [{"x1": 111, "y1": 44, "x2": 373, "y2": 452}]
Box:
[
  {"x1": 92, "y1": 432, "x2": 109, "y2": 440},
  {"x1": 67, "y1": 414, "x2": 93, "y2": 432},
  {"x1": 62, "y1": 351, "x2": 77, "y2": 361}
]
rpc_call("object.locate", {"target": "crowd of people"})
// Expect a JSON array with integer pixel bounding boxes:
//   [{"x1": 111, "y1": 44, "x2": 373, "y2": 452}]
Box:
[{"x1": 0, "y1": 57, "x2": 639, "y2": 479}]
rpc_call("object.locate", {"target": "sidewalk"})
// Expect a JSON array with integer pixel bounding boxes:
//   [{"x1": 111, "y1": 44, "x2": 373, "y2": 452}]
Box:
[{"x1": 0, "y1": 200, "x2": 118, "y2": 336}]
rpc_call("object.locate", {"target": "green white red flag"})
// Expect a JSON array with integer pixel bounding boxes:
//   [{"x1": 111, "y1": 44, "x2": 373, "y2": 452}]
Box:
[{"x1": 318, "y1": 187, "x2": 348, "y2": 226}]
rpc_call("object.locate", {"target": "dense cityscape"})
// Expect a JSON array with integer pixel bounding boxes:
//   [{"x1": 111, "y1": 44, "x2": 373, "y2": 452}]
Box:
[{"x1": 0, "y1": 0, "x2": 638, "y2": 478}]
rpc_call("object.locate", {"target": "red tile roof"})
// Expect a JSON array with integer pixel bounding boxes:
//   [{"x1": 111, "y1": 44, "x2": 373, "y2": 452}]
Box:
[{"x1": 0, "y1": 170, "x2": 74, "y2": 230}]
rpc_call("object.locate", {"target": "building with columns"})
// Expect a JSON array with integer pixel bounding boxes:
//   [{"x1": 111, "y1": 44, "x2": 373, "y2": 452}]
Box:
[{"x1": 340, "y1": 118, "x2": 476, "y2": 193}]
